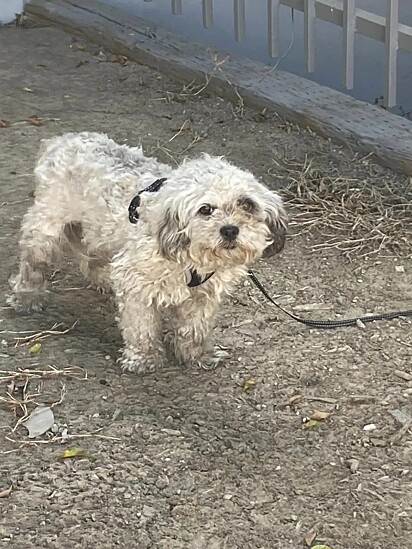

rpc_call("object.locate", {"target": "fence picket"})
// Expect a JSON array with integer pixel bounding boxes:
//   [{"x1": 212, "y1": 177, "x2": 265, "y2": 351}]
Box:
[
  {"x1": 384, "y1": 0, "x2": 398, "y2": 108},
  {"x1": 202, "y1": 0, "x2": 213, "y2": 28},
  {"x1": 234, "y1": 0, "x2": 246, "y2": 42},
  {"x1": 268, "y1": 0, "x2": 281, "y2": 58},
  {"x1": 171, "y1": 0, "x2": 182, "y2": 16},
  {"x1": 303, "y1": 0, "x2": 316, "y2": 73},
  {"x1": 343, "y1": 0, "x2": 355, "y2": 90}
]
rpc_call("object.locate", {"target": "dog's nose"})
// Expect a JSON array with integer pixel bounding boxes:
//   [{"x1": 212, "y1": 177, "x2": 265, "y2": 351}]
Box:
[{"x1": 220, "y1": 224, "x2": 239, "y2": 241}]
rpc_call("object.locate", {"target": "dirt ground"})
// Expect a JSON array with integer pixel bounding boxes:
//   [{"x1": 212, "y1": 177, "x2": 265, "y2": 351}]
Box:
[{"x1": 1, "y1": 24, "x2": 412, "y2": 549}]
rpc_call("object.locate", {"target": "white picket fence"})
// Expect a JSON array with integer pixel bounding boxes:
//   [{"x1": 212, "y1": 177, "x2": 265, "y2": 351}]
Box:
[{"x1": 146, "y1": 0, "x2": 412, "y2": 109}]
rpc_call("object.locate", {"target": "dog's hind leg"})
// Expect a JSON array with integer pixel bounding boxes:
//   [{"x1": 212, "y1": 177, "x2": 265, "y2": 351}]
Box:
[
  {"x1": 63, "y1": 223, "x2": 111, "y2": 294},
  {"x1": 9, "y1": 206, "x2": 66, "y2": 313}
]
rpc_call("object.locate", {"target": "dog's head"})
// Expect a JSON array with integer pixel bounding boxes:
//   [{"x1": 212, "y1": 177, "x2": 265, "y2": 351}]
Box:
[{"x1": 144, "y1": 155, "x2": 287, "y2": 269}]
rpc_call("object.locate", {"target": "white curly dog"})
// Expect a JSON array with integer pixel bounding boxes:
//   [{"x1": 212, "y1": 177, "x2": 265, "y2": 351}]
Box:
[{"x1": 9, "y1": 132, "x2": 287, "y2": 373}]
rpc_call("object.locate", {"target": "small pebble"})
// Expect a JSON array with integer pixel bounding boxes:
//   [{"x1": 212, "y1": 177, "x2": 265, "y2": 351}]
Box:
[
  {"x1": 155, "y1": 475, "x2": 169, "y2": 490},
  {"x1": 347, "y1": 458, "x2": 359, "y2": 473},
  {"x1": 161, "y1": 428, "x2": 182, "y2": 437},
  {"x1": 363, "y1": 423, "x2": 376, "y2": 431}
]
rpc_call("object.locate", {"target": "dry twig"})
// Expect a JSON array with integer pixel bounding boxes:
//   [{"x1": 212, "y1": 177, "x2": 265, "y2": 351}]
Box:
[{"x1": 0, "y1": 319, "x2": 79, "y2": 346}]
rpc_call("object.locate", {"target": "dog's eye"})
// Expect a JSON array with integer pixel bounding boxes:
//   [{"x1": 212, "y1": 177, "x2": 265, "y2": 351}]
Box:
[
  {"x1": 238, "y1": 197, "x2": 256, "y2": 212},
  {"x1": 198, "y1": 204, "x2": 214, "y2": 216}
]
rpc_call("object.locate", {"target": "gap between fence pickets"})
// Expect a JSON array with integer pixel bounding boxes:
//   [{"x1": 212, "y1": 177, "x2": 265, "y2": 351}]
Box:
[{"x1": 25, "y1": 0, "x2": 412, "y2": 176}]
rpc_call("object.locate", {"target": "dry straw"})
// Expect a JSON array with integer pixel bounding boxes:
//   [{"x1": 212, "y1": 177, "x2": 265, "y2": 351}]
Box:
[{"x1": 276, "y1": 155, "x2": 412, "y2": 258}]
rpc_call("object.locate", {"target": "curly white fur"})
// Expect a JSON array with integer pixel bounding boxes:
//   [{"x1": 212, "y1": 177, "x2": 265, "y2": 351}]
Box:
[{"x1": 9, "y1": 132, "x2": 287, "y2": 373}]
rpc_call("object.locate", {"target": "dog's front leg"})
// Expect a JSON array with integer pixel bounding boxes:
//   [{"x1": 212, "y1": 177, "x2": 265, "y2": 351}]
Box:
[
  {"x1": 117, "y1": 297, "x2": 166, "y2": 374},
  {"x1": 170, "y1": 294, "x2": 228, "y2": 370}
]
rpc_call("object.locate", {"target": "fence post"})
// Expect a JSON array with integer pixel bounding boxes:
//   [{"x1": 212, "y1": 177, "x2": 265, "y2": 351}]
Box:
[
  {"x1": 303, "y1": 0, "x2": 316, "y2": 73},
  {"x1": 343, "y1": 0, "x2": 355, "y2": 90},
  {"x1": 171, "y1": 0, "x2": 182, "y2": 16},
  {"x1": 268, "y1": 0, "x2": 280, "y2": 58},
  {"x1": 384, "y1": 0, "x2": 398, "y2": 108},
  {"x1": 202, "y1": 0, "x2": 213, "y2": 28},
  {"x1": 234, "y1": 0, "x2": 246, "y2": 42}
]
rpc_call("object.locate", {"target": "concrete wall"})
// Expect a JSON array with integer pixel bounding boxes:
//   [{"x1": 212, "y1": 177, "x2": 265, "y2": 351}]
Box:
[{"x1": 0, "y1": 0, "x2": 24, "y2": 24}]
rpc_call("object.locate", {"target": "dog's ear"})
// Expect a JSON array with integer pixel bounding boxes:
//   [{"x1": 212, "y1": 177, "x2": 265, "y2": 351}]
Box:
[
  {"x1": 262, "y1": 193, "x2": 288, "y2": 258},
  {"x1": 157, "y1": 207, "x2": 190, "y2": 260}
]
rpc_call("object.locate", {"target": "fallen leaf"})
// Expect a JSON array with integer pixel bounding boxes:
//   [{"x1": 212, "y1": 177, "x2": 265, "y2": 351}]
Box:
[
  {"x1": 389, "y1": 409, "x2": 412, "y2": 425},
  {"x1": 304, "y1": 527, "x2": 317, "y2": 546},
  {"x1": 312, "y1": 546, "x2": 332, "y2": 549},
  {"x1": 108, "y1": 53, "x2": 130, "y2": 66},
  {"x1": 60, "y1": 447, "x2": 91, "y2": 460},
  {"x1": 23, "y1": 87, "x2": 34, "y2": 93},
  {"x1": 70, "y1": 43, "x2": 86, "y2": 51},
  {"x1": 303, "y1": 419, "x2": 320, "y2": 429},
  {"x1": 22, "y1": 406, "x2": 54, "y2": 438},
  {"x1": 26, "y1": 115, "x2": 43, "y2": 127},
  {"x1": 310, "y1": 409, "x2": 331, "y2": 421},
  {"x1": 0, "y1": 119, "x2": 11, "y2": 128},
  {"x1": 0, "y1": 486, "x2": 12, "y2": 498},
  {"x1": 28, "y1": 342, "x2": 42, "y2": 356},
  {"x1": 254, "y1": 109, "x2": 268, "y2": 123},
  {"x1": 306, "y1": 396, "x2": 338, "y2": 404},
  {"x1": 278, "y1": 394, "x2": 302, "y2": 408},
  {"x1": 75, "y1": 60, "x2": 89, "y2": 68},
  {"x1": 242, "y1": 378, "x2": 256, "y2": 392}
]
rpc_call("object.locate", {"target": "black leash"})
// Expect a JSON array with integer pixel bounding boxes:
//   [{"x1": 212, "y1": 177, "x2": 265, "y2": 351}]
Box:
[{"x1": 248, "y1": 269, "x2": 412, "y2": 330}]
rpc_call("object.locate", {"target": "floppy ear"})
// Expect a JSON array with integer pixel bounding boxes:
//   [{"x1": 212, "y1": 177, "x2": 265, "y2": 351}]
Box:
[
  {"x1": 157, "y1": 207, "x2": 190, "y2": 260},
  {"x1": 262, "y1": 193, "x2": 288, "y2": 258}
]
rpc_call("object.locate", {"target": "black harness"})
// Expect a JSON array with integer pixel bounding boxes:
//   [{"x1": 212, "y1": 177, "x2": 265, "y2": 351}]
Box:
[
  {"x1": 128, "y1": 178, "x2": 214, "y2": 288},
  {"x1": 128, "y1": 177, "x2": 167, "y2": 224}
]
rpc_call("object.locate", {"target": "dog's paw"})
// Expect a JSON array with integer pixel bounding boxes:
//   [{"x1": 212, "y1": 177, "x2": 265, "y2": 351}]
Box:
[
  {"x1": 6, "y1": 290, "x2": 49, "y2": 314},
  {"x1": 192, "y1": 346, "x2": 230, "y2": 370},
  {"x1": 118, "y1": 346, "x2": 166, "y2": 374}
]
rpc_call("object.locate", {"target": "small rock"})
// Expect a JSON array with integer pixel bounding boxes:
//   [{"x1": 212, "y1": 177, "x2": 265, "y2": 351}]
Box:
[
  {"x1": 347, "y1": 458, "x2": 359, "y2": 473},
  {"x1": 161, "y1": 428, "x2": 182, "y2": 437},
  {"x1": 395, "y1": 265, "x2": 405, "y2": 273},
  {"x1": 155, "y1": 475, "x2": 169, "y2": 490},
  {"x1": 363, "y1": 423, "x2": 377, "y2": 432},
  {"x1": 142, "y1": 505, "x2": 156, "y2": 518}
]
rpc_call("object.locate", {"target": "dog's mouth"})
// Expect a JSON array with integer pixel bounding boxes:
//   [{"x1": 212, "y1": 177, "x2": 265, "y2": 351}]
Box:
[{"x1": 221, "y1": 240, "x2": 238, "y2": 250}]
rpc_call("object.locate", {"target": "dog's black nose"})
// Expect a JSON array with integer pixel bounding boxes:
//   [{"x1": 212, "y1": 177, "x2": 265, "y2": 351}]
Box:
[{"x1": 220, "y1": 224, "x2": 239, "y2": 241}]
